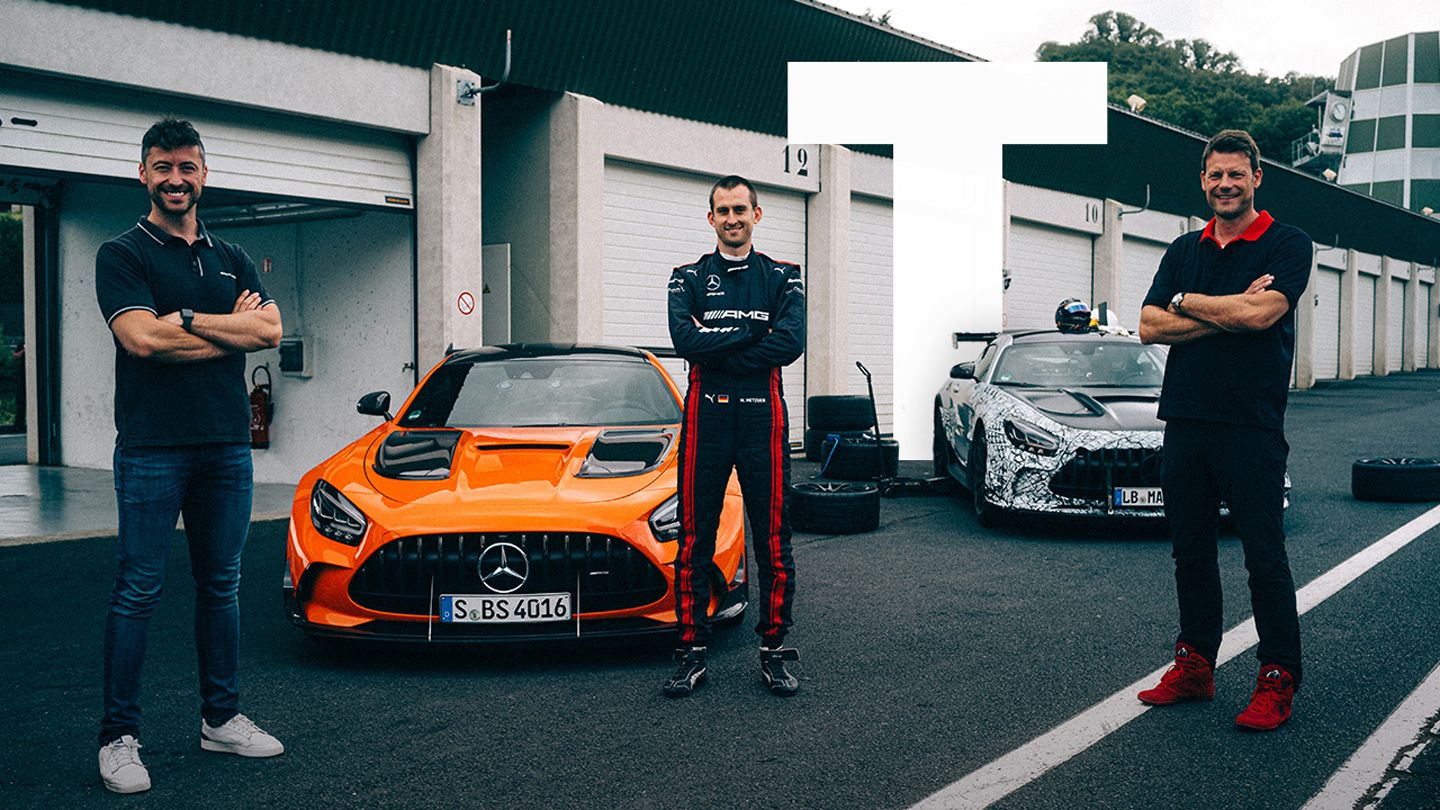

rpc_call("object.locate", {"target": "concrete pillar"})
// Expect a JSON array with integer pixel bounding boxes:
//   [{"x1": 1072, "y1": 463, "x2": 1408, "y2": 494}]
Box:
[
  {"x1": 1092, "y1": 199, "x2": 1122, "y2": 318},
  {"x1": 1293, "y1": 249, "x2": 1318, "y2": 389},
  {"x1": 805, "y1": 144, "x2": 853, "y2": 396},
  {"x1": 22, "y1": 207, "x2": 38, "y2": 464},
  {"x1": 547, "y1": 92, "x2": 606, "y2": 342},
  {"x1": 416, "y1": 64, "x2": 484, "y2": 365},
  {"x1": 1339, "y1": 249, "x2": 1358, "y2": 380},
  {"x1": 1402, "y1": 262, "x2": 1419, "y2": 372},
  {"x1": 1374, "y1": 257, "x2": 1395, "y2": 375},
  {"x1": 1430, "y1": 276, "x2": 1440, "y2": 369}
]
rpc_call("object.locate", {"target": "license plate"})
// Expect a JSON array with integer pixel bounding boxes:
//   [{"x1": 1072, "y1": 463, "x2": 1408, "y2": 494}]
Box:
[
  {"x1": 440, "y1": 593, "x2": 571, "y2": 623},
  {"x1": 1113, "y1": 487, "x2": 1164, "y2": 508}
]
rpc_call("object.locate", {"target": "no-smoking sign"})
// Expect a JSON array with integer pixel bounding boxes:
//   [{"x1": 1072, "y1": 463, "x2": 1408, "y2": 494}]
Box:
[{"x1": 456, "y1": 291, "x2": 475, "y2": 315}]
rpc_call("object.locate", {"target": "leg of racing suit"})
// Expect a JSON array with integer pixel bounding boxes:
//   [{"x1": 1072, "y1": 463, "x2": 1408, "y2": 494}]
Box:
[
  {"x1": 674, "y1": 368, "x2": 733, "y2": 647},
  {"x1": 734, "y1": 369, "x2": 795, "y2": 646}
]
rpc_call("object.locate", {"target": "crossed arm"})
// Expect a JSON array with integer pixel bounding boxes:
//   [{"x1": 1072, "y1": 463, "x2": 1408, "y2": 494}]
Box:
[
  {"x1": 1138, "y1": 274, "x2": 1290, "y2": 345},
  {"x1": 110, "y1": 290, "x2": 283, "y2": 362}
]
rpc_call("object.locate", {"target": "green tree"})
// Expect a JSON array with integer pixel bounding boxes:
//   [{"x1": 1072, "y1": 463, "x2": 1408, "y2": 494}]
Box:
[{"x1": 1036, "y1": 11, "x2": 1333, "y2": 161}]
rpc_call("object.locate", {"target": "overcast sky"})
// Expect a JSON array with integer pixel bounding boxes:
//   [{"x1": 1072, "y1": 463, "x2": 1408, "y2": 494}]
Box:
[{"x1": 823, "y1": 0, "x2": 1437, "y2": 78}]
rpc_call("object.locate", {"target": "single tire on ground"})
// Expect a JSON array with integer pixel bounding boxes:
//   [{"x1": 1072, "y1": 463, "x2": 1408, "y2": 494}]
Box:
[
  {"x1": 819, "y1": 437, "x2": 899, "y2": 481},
  {"x1": 789, "y1": 481, "x2": 881, "y2": 534},
  {"x1": 1351, "y1": 457, "x2": 1440, "y2": 502},
  {"x1": 804, "y1": 428, "x2": 869, "y2": 462},
  {"x1": 806, "y1": 395, "x2": 875, "y2": 432}
]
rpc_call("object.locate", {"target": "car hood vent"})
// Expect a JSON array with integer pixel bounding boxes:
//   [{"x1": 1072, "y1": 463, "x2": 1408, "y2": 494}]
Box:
[
  {"x1": 1008, "y1": 388, "x2": 1164, "y2": 432},
  {"x1": 577, "y1": 428, "x2": 676, "y2": 478},
  {"x1": 372, "y1": 430, "x2": 463, "y2": 480}
]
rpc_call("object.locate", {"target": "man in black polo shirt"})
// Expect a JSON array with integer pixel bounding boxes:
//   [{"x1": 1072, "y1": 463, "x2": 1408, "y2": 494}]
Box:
[
  {"x1": 94, "y1": 118, "x2": 284, "y2": 794},
  {"x1": 1136, "y1": 129, "x2": 1312, "y2": 731}
]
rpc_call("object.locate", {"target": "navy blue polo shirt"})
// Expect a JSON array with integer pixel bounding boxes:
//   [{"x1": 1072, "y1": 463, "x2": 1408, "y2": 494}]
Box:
[
  {"x1": 1143, "y1": 211, "x2": 1312, "y2": 430},
  {"x1": 96, "y1": 217, "x2": 273, "y2": 447}
]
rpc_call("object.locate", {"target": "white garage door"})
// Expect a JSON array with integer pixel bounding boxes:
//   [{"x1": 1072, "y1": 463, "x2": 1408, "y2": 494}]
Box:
[
  {"x1": 1119, "y1": 238, "x2": 1168, "y2": 328},
  {"x1": 1388, "y1": 278, "x2": 1405, "y2": 372},
  {"x1": 602, "y1": 160, "x2": 807, "y2": 442},
  {"x1": 849, "y1": 197, "x2": 893, "y2": 434},
  {"x1": 1006, "y1": 222, "x2": 1094, "y2": 330},
  {"x1": 1357, "y1": 276, "x2": 1376, "y2": 375},
  {"x1": 0, "y1": 74, "x2": 413, "y2": 210},
  {"x1": 1316, "y1": 269, "x2": 1342, "y2": 379}
]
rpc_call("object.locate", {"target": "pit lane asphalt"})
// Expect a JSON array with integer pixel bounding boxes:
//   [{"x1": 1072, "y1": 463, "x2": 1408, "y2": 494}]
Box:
[{"x1": 3, "y1": 372, "x2": 1439, "y2": 810}]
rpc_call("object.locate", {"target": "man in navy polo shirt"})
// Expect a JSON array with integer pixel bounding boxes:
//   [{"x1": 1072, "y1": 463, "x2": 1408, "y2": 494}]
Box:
[
  {"x1": 1135, "y1": 129, "x2": 1312, "y2": 731},
  {"x1": 94, "y1": 118, "x2": 285, "y2": 793}
]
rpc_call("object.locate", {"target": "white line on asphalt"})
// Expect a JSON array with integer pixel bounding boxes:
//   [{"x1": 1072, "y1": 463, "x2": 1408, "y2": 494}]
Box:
[
  {"x1": 1302, "y1": 660, "x2": 1440, "y2": 809},
  {"x1": 910, "y1": 504, "x2": 1440, "y2": 810}
]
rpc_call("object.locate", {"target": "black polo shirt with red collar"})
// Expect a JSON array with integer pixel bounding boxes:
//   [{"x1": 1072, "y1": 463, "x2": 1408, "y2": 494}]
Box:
[
  {"x1": 1143, "y1": 210, "x2": 1312, "y2": 430},
  {"x1": 96, "y1": 217, "x2": 273, "y2": 447}
]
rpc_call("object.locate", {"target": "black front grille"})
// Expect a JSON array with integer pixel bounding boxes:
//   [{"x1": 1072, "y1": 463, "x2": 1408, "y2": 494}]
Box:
[
  {"x1": 348, "y1": 533, "x2": 667, "y2": 616},
  {"x1": 1049, "y1": 448, "x2": 1163, "y2": 499}
]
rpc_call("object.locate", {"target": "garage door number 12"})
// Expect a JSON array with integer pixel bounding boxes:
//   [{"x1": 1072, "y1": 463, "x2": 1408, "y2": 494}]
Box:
[{"x1": 783, "y1": 145, "x2": 809, "y2": 177}]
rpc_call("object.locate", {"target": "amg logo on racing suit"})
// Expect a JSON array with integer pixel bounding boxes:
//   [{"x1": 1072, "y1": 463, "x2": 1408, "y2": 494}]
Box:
[{"x1": 703, "y1": 310, "x2": 770, "y2": 321}]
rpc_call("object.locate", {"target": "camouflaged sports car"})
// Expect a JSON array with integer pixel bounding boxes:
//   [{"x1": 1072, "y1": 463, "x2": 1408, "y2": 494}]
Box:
[
  {"x1": 934, "y1": 329, "x2": 1173, "y2": 525},
  {"x1": 284, "y1": 344, "x2": 747, "y2": 641}
]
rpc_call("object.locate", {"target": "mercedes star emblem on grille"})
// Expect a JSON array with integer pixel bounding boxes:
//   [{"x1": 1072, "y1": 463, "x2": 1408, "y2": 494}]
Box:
[{"x1": 478, "y1": 542, "x2": 529, "y2": 594}]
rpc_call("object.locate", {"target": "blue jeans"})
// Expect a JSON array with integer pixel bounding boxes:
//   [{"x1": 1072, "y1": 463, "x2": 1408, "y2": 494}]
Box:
[{"x1": 100, "y1": 443, "x2": 253, "y2": 745}]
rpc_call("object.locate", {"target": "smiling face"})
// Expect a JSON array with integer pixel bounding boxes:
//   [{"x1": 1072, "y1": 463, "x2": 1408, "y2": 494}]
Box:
[
  {"x1": 140, "y1": 145, "x2": 207, "y2": 219},
  {"x1": 1200, "y1": 150, "x2": 1261, "y2": 221},
  {"x1": 708, "y1": 184, "x2": 761, "y2": 254}
]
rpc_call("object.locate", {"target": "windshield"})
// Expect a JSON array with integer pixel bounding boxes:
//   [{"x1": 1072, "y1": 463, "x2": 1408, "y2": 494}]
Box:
[
  {"x1": 989, "y1": 341, "x2": 1167, "y2": 388},
  {"x1": 399, "y1": 357, "x2": 682, "y2": 428}
]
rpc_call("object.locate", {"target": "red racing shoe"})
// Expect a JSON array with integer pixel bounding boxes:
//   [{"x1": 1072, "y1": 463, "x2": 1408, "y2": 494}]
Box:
[
  {"x1": 1137, "y1": 643, "x2": 1215, "y2": 705},
  {"x1": 1235, "y1": 665, "x2": 1295, "y2": 731}
]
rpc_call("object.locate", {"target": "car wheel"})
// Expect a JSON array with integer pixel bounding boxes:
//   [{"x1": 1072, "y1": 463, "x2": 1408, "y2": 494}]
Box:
[
  {"x1": 819, "y1": 437, "x2": 899, "y2": 481},
  {"x1": 968, "y1": 430, "x2": 1000, "y2": 527},
  {"x1": 807, "y1": 395, "x2": 875, "y2": 432},
  {"x1": 789, "y1": 481, "x2": 881, "y2": 534},
  {"x1": 805, "y1": 427, "x2": 867, "y2": 462},
  {"x1": 1352, "y1": 457, "x2": 1440, "y2": 502},
  {"x1": 933, "y1": 406, "x2": 952, "y2": 479}
]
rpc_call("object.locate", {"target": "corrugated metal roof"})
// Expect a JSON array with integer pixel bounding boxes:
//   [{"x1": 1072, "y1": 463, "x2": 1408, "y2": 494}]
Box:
[
  {"x1": 1003, "y1": 107, "x2": 1440, "y2": 267},
  {"x1": 51, "y1": 0, "x2": 976, "y2": 153}
]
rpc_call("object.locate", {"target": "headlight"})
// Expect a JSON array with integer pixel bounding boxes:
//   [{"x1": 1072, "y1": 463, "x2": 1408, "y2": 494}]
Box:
[
  {"x1": 649, "y1": 494, "x2": 681, "y2": 543},
  {"x1": 310, "y1": 480, "x2": 368, "y2": 545},
  {"x1": 1003, "y1": 418, "x2": 1060, "y2": 456}
]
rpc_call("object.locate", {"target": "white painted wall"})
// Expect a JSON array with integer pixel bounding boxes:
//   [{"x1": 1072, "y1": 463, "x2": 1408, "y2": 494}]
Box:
[
  {"x1": 223, "y1": 211, "x2": 414, "y2": 484},
  {"x1": 56, "y1": 180, "x2": 413, "y2": 483}
]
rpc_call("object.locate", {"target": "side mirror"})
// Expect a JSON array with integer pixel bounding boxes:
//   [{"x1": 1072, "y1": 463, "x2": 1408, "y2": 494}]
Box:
[
  {"x1": 949, "y1": 362, "x2": 975, "y2": 380},
  {"x1": 357, "y1": 391, "x2": 392, "y2": 420}
]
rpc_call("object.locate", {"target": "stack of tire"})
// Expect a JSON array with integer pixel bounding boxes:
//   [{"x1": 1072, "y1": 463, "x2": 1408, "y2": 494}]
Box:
[{"x1": 790, "y1": 395, "x2": 884, "y2": 535}]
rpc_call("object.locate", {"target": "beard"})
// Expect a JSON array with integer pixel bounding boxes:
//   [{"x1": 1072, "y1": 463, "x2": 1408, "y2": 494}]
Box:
[{"x1": 150, "y1": 184, "x2": 200, "y2": 216}]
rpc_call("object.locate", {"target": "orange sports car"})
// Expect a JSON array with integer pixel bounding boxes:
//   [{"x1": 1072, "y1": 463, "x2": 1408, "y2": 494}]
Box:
[{"x1": 283, "y1": 344, "x2": 748, "y2": 641}]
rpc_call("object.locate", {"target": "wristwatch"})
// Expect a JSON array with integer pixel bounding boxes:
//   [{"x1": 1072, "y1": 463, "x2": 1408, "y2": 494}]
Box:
[
  {"x1": 1169, "y1": 292, "x2": 1186, "y2": 312},
  {"x1": 180, "y1": 308, "x2": 195, "y2": 333}
]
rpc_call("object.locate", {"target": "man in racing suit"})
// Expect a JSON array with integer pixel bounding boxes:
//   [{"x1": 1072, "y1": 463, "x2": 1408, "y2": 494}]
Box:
[{"x1": 662, "y1": 175, "x2": 806, "y2": 697}]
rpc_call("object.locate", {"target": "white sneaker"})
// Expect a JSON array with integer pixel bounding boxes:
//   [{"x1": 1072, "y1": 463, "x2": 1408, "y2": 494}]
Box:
[
  {"x1": 199, "y1": 713, "x2": 285, "y2": 758},
  {"x1": 99, "y1": 735, "x2": 151, "y2": 794}
]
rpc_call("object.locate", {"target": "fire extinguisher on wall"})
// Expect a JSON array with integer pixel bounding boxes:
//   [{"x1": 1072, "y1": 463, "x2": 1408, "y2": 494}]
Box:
[{"x1": 249, "y1": 365, "x2": 274, "y2": 449}]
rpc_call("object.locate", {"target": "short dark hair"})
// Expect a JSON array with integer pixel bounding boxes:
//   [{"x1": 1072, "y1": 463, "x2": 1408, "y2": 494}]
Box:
[
  {"x1": 1201, "y1": 129, "x2": 1260, "y2": 173},
  {"x1": 141, "y1": 117, "x2": 205, "y2": 164},
  {"x1": 709, "y1": 175, "x2": 758, "y2": 210}
]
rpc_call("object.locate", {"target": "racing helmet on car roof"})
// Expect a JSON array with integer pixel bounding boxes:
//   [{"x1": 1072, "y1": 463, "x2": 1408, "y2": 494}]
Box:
[{"x1": 1055, "y1": 298, "x2": 1094, "y2": 333}]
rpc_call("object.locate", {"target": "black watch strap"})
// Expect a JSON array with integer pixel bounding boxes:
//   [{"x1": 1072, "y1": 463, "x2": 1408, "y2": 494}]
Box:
[{"x1": 181, "y1": 308, "x2": 195, "y2": 332}]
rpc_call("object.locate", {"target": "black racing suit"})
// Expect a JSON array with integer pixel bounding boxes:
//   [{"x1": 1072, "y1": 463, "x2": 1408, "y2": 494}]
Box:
[{"x1": 667, "y1": 249, "x2": 805, "y2": 647}]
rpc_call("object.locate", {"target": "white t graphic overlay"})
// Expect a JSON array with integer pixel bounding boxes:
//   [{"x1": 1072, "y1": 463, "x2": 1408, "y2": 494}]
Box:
[{"x1": 787, "y1": 62, "x2": 1107, "y2": 457}]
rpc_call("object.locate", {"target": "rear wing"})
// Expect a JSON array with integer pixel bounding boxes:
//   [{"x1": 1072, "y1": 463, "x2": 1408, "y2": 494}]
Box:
[{"x1": 952, "y1": 332, "x2": 999, "y2": 348}]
